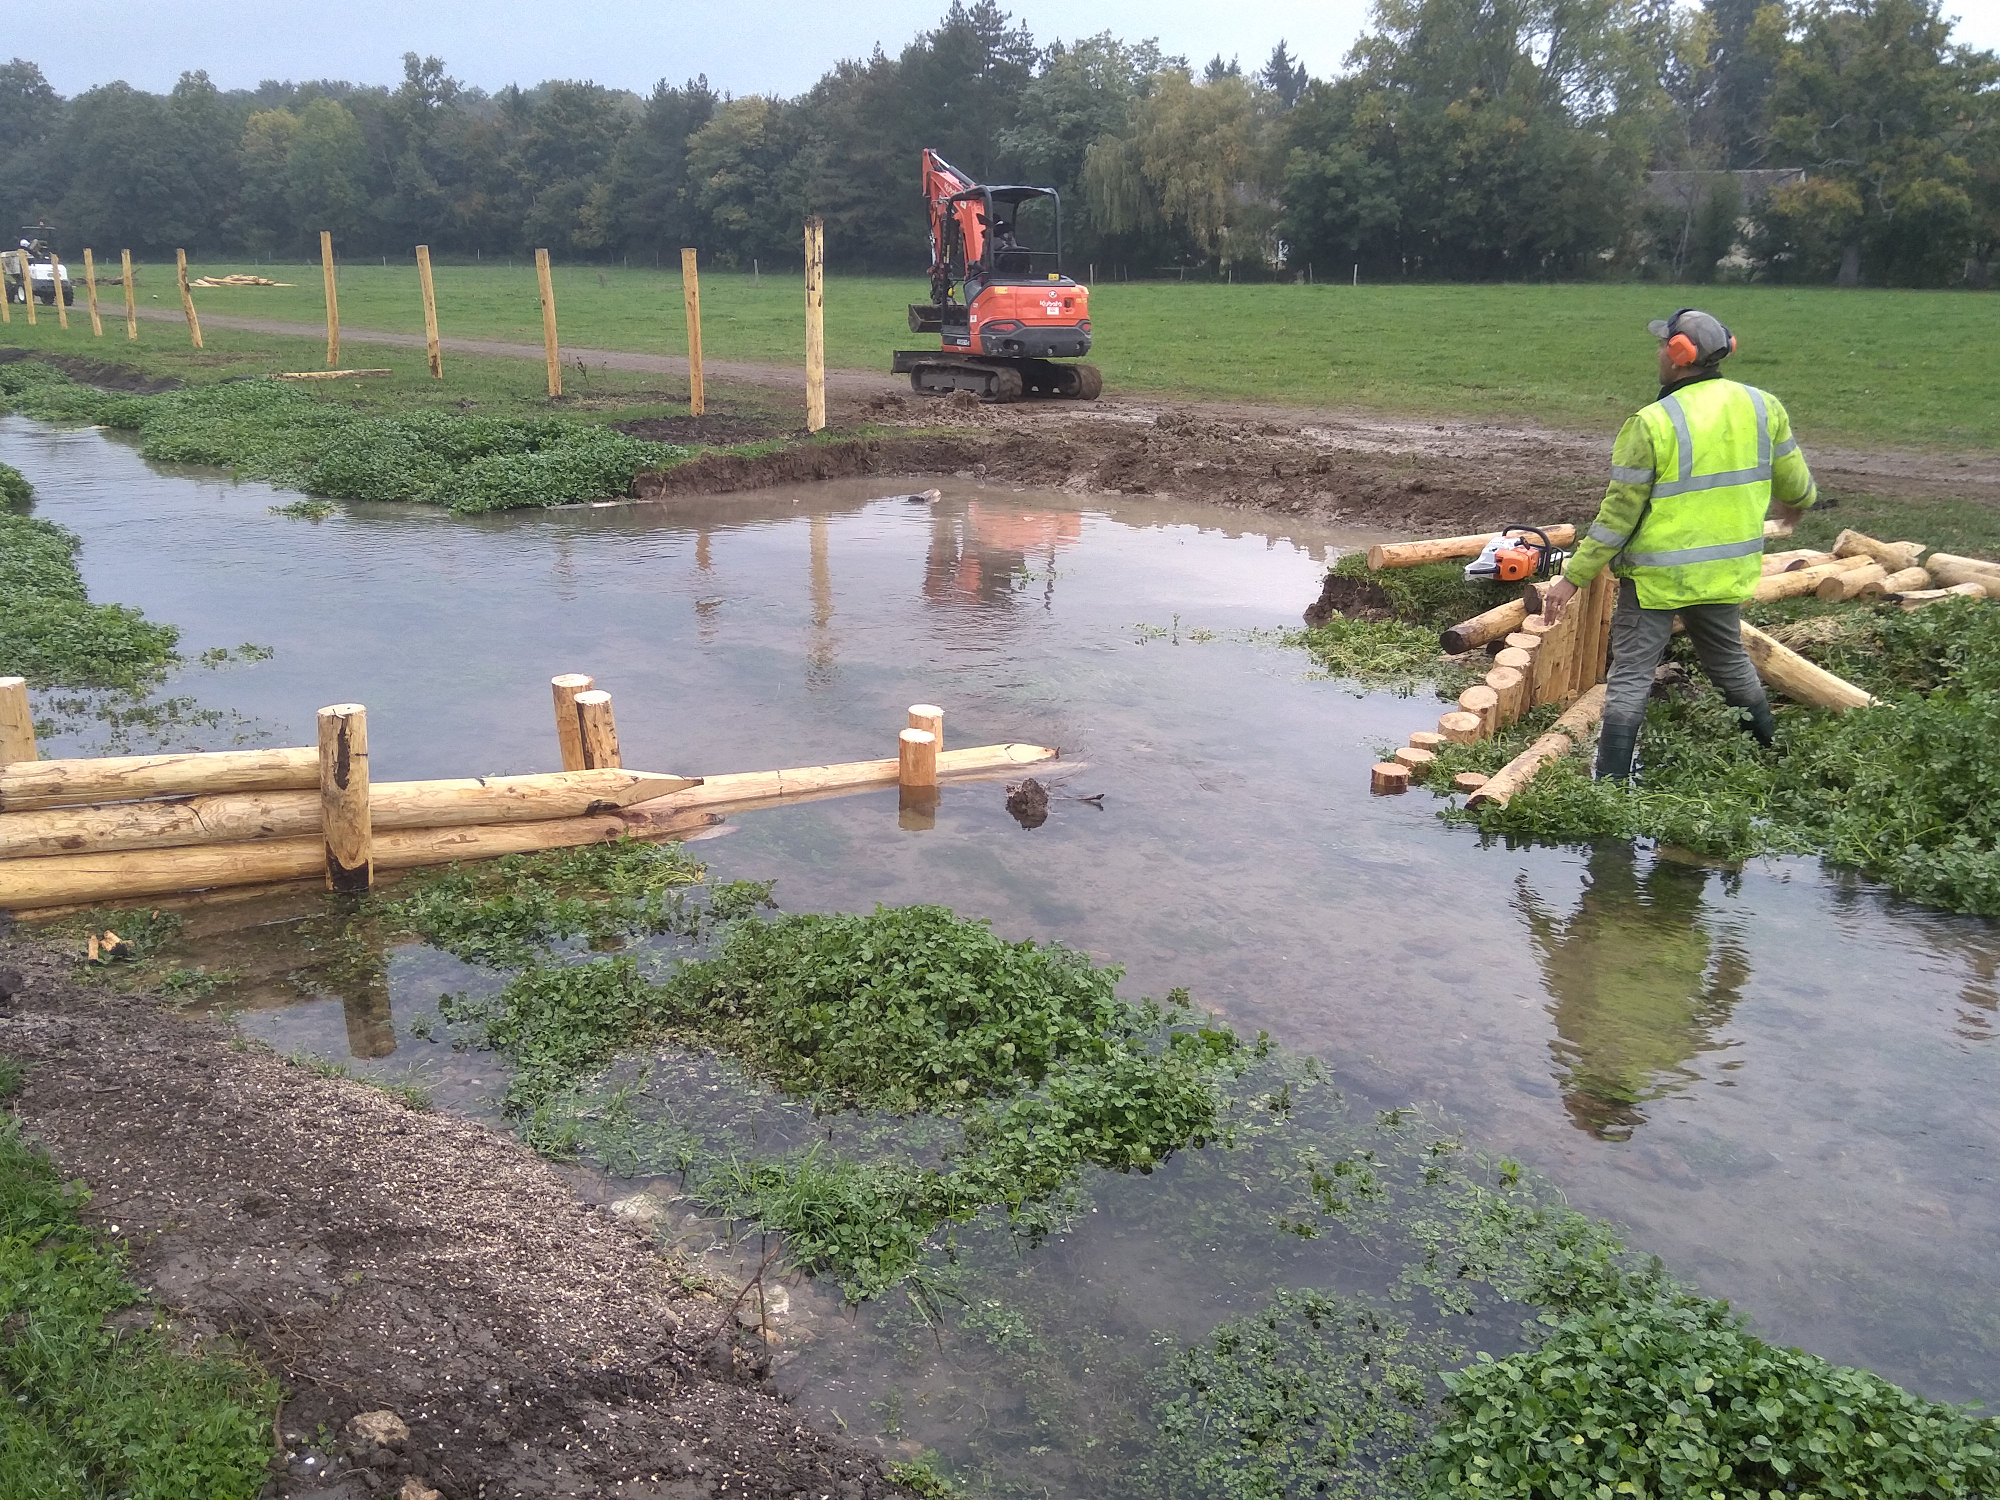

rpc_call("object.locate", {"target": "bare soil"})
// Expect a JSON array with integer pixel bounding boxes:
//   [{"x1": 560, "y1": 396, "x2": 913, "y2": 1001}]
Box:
[
  {"x1": 0, "y1": 345, "x2": 182, "y2": 393},
  {"x1": 0, "y1": 931, "x2": 911, "y2": 1500}
]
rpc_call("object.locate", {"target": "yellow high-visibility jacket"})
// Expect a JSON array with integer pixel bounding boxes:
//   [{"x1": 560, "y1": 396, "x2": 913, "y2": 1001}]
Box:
[{"x1": 1564, "y1": 375, "x2": 1816, "y2": 610}]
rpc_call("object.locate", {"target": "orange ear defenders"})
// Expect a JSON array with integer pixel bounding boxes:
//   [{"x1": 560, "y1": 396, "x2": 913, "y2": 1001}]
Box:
[{"x1": 1665, "y1": 315, "x2": 1737, "y2": 367}]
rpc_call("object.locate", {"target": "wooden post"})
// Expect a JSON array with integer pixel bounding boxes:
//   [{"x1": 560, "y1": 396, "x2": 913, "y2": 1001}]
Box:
[
  {"x1": 803, "y1": 216, "x2": 826, "y2": 433},
  {"x1": 415, "y1": 245, "x2": 443, "y2": 378},
  {"x1": 536, "y1": 248, "x2": 561, "y2": 397},
  {"x1": 1523, "y1": 615, "x2": 1560, "y2": 706},
  {"x1": 317, "y1": 703, "x2": 372, "y2": 893},
  {"x1": 1407, "y1": 730, "x2": 1445, "y2": 751},
  {"x1": 82, "y1": 249, "x2": 102, "y2": 336},
  {"x1": 1392, "y1": 745, "x2": 1436, "y2": 780},
  {"x1": 908, "y1": 703, "x2": 943, "y2": 753},
  {"x1": 1457, "y1": 684, "x2": 1500, "y2": 738},
  {"x1": 21, "y1": 246, "x2": 34, "y2": 324},
  {"x1": 550, "y1": 673, "x2": 595, "y2": 771},
  {"x1": 0, "y1": 254, "x2": 8, "y2": 323},
  {"x1": 1485, "y1": 665, "x2": 1526, "y2": 727},
  {"x1": 1438, "y1": 711, "x2": 1484, "y2": 744},
  {"x1": 51, "y1": 250, "x2": 67, "y2": 329},
  {"x1": 121, "y1": 250, "x2": 137, "y2": 341},
  {"x1": 1369, "y1": 762, "x2": 1411, "y2": 794},
  {"x1": 898, "y1": 727, "x2": 938, "y2": 787},
  {"x1": 320, "y1": 230, "x2": 340, "y2": 366},
  {"x1": 0, "y1": 677, "x2": 34, "y2": 767},
  {"x1": 574, "y1": 689, "x2": 621, "y2": 769},
  {"x1": 175, "y1": 250, "x2": 202, "y2": 348},
  {"x1": 680, "y1": 247, "x2": 705, "y2": 417}
]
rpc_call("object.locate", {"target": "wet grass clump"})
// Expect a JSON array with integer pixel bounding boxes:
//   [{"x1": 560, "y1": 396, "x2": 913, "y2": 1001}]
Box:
[
  {"x1": 0, "y1": 511, "x2": 180, "y2": 690},
  {"x1": 0, "y1": 1059, "x2": 280, "y2": 1499},
  {"x1": 0, "y1": 360, "x2": 687, "y2": 513},
  {"x1": 0, "y1": 459, "x2": 29, "y2": 509}
]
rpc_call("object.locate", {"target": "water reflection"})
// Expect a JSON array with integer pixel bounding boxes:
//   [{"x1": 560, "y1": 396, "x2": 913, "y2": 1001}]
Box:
[
  {"x1": 924, "y1": 501, "x2": 1080, "y2": 612},
  {"x1": 1517, "y1": 846, "x2": 1749, "y2": 1139}
]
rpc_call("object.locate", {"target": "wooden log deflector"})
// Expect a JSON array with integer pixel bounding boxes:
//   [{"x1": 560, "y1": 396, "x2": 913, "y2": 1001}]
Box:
[
  {"x1": 1740, "y1": 623, "x2": 1877, "y2": 711},
  {"x1": 908, "y1": 704, "x2": 944, "y2": 752},
  {"x1": 1367, "y1": 525, "x2": 1577, "y2": 571},
  {"x1": 1467, "y1": 684, "x2": 1609, "y2": 809},
  {"x1": 0, "y1": 770, "x2": 701, "y2": 860},
  {"x1": 318, "y1": 703, "x2": 371, "y2": 893},
  {"x1": 0, "y1": 747, "x2": 320, "y2": 813},
  {"x1": 551, "y1": 673, "x2": 595, "y2": 771},
  {"x1": 898, "y1": 728, "x2": 939, "y2": 788},
  {"x1": 1393, "y1": 746, "x2": 1435, "y2": 780}
]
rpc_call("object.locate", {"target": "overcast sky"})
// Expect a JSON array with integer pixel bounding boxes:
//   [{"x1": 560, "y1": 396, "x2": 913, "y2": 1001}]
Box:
[{"x1": 24, "y1": 0, "x2": 2000, "y2": 99}]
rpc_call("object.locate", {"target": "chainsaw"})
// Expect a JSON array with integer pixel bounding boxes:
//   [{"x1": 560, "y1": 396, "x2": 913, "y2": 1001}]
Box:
[{"x1": 1464, "y1": 525, "x2": 1568, "y2": 583}]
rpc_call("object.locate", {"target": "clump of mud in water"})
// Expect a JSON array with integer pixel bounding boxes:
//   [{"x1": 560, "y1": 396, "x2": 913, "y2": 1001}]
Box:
[
  {"x1": 1006, "y1": 778, "x2": 1050, "y2": 829},
  {"x1": 1303, "y1": 572, "x2": 1397, "y2": 625}
]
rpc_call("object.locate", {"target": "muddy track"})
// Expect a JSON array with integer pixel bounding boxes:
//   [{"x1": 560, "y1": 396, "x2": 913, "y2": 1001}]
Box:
[
  {"x1": 0, "y1": 935, "x2": 910, "y2": 1500},
  {"x1": 128, "y1": 306, "x2": 2000, "y2": 506}
]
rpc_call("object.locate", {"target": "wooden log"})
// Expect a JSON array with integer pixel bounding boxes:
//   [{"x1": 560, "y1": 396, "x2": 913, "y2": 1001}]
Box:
[
  {"x1": 82, "y1": 249, "x2": 102, "y2": 337},
  {"x1": 0, "y1": 252, "x2": 8, "y2": 323},
  {"x1": 0, "y1": 770, "x2": 702, "y2": 860},
  {"x1": 319, "y1": 230, "x2": 340, "y2": 366},
  {"x1": 908, "y1": 703, "x2": 944, "y2": 752},
  {"x1": 574, "y1": 690, "x2": 621, "y2": 770},
  {"x1": 1900, "y1": 583, "x2": 1987, "y2": 611},
  {"x1": 1457, "y1": 684, "x2": 1500, "y2": 738},
  {"x1": 1467, "y1": 684, "x2": 1608, "y2": 809},
  {"x1": 550, "y1": 673, "x2": 595, "y2": 772},
  {"x1": 0, "y1": 678, "x2": 33, "y2": 767},
  {"x1": 1438, "y1": 711, "x2": 1484, "y2": 744},
  {"x1": 804, "y1": 216, "x2": 826, "y2": 433},
  {"x1": 1924, "y1": 554, "x2": 2000, "y2": 593},
  {"x1": 1762, "y1": 548, "x2": 1833, "y2": 574},
  {"x1": 1752, "y1": 554, "x2": 1874, "y2": 602},
  {"x1": 1440, "y1": 596, "x2": 1527, "y2": 655},
  {"x1": 536, "y1": 248, "x2": 561, "y2": 398},
  {"x1": 273, "y1": 369, "x2": 394, "y2": 381},
  {"x1": 0, "y1": 807, "x2": 723, "y2": 910},
  {"x1": 627, "y1": 741, "x2": 1057, "y2": 818},
  {"x1": 1452, "y1": 772, "x2": 1489, "y2": 794},
  {"x1": 1370, "y1": 762, "x2": 1410, "y2": 794},
  {"x1": 1485, "y1": 665, "x2": 1526, "y2": 727},
  {"x1": 175, "y1": 249, "x2": 202, "y2": 348},
  {"x1": 317, "y1": 704, "x2": 371, "y2": 892},
  {"x1": 899, "y1": 728, "x2": 939, "y2": 788},
  {"x1": 0, "y1": 747, "x2": 318, "y2": 813},
  {"x1": 1816, "y1": 562, "x2": 1888, "y2": 602},
  {"x1": 1392, "y1": 746, "x2": 1435, "y2": 780},
  {"x1": 1832, "y1": 529, "x2": 1925, "y2": 573},
  {"x1": 1739, "y1": 622, "x2": 1876, "y2": 711},
  {"x1": 415, "y1": 244, "x2": 443, "y2": 379},
  {"x1": 681, "y1": 247, "x2": 705, "y2": 417},
  {"x1": 1522, "y1": 615, "x2": 1563, "y2": 706},
  {"x1": 1407, "y1": 730, "x2": 1445, "y2": 751},
  {"x1": 1878, "y1": 567, "x2": 1932, "y2": 596},
  {"x1": 121, "y1": 249, "x2": 136, "y2": 341},
  {"x1": 1366, "y1": 525, "x2": 1577, "y2": 572}
]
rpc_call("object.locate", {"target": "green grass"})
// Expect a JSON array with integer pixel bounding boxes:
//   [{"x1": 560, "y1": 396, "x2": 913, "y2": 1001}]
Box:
[
  {"x1": 59, "y1": 261, "x2": 2000, "y2": 450},
  {"x1": 0, "y1": 1061, "x2": 280, "y2": 1499}
]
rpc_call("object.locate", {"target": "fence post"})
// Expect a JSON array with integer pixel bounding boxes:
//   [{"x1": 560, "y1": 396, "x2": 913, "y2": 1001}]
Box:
[
  {"x1": 0, "y1": 677, "x2": 35, "y2": 767},
  {"x1": 317, "y1": 703, "x2": 372, "y2": 894},
  {"x1": 574, "y1": 689, "x2": 621, "y2": 769},
  {"x1": 416, "y1": 244, "x2": 442, "y2": 378},
  {"x1": 320, "y1": 231, "x2": 340, "y2": 367},
  {"x1": 82, "y1": 249, "x2": 102, "y2": 337},
  {"x1": 536, "y1": 249, "x2": 562, "y2": 397},
  {"x1": 51, "y1": 250, "x2": 67, "y2": 329},
  {"x1": 804, "y1": 216, "x2": 825, "y2": 433},
  {"x1": 551, "y1": 673, "x2": 594, "y2": 771},
  {"x1": 681, "y1": 247, "x2": 705, "y2": 417},
  {"x1": 175, "y1": 250, "x2": 202, "y2": 348},
  {"x1": 121, "y1": 250, "x2": 137, "y2": 341}
]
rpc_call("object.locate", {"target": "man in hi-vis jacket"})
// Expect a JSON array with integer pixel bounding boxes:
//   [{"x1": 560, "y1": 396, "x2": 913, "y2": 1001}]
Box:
[{"x1": 1541, "y1": 309, "x2": 1818, "y2": 781}]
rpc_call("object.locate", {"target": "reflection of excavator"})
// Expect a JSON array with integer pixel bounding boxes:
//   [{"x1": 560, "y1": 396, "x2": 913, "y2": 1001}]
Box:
[
  {"x1": 893, "y1": 149, "x2": 1101, "y2": 403},
  {"x1": 2, "y1": 224, "x2": 74, "y2": 307}
]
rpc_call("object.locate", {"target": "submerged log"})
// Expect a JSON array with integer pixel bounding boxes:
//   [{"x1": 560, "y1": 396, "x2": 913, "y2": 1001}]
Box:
[
  {"x1": 0, "y1": 770, "x2": 701, "y2": 860},
  {"x1": 1466, "y1": 684, "x2": 1608, "y2": 810},
  {"x1": 0, "y1": 747, "x2": 319, "y2": 813},
  {"x1": 1739, "y1": 622, "x2": 1876, "y2": 711},
  {"x1": 1440, "y1": 596, "x2": 1528, "y2": 654},
  {"x1": 1367, "y1": 525, "x2": 1576, "y2": 571},
  {"x1": 1832, "y1": 529, "x2": 1926, "y2": 573}
]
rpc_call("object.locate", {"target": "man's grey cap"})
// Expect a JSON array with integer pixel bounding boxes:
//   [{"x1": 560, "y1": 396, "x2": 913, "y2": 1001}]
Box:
[{"x1": 1647, "y1": 308, "x2": 1734, "y2": 360}]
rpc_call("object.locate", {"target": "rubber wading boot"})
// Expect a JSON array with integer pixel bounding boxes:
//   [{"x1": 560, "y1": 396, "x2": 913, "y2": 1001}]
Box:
[
  {"x1": 1595, "y1": 721, "x2": 1640, "y2": 782},
  {"x1": 1741, "y1": 697, "x2": 1777, "y2": 748}
]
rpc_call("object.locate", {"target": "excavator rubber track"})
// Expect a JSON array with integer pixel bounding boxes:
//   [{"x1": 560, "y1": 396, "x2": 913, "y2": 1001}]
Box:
[{"x1": 893, "y1": 353, "x2": 1102, "y2": 403}]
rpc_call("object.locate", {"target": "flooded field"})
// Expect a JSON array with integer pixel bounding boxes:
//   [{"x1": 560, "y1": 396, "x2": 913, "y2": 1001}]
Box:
[{"x1": 5, "y1": 412, "x2": 1997, "y2": 1484}]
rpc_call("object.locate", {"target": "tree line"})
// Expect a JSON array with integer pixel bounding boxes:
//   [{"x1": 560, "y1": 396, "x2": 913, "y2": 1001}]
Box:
[{"x1": 0, "y1": 0, "x2": 1993, "y2": 287}]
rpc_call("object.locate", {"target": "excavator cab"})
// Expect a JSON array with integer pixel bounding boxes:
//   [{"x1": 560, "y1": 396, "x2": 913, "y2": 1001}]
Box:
[{"x1": 895, "y1": 151, "x2": 1101, "y2": 402}]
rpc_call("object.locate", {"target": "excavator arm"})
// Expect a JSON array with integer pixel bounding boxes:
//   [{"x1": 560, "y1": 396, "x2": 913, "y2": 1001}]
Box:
[{"x1": 922, "y1": 149, "x2": 986, "y2": 306}]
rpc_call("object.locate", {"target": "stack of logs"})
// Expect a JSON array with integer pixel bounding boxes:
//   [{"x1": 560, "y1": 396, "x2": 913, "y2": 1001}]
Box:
[
  {"x1": 1753, "y1": 528, "x2": 1996, "y2": 611},
  {"x1": 0, "y1": 676, "x2": 1054, "y2": 912}
]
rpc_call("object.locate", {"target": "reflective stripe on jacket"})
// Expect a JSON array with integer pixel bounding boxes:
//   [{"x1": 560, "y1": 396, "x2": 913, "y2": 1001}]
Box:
[{"x1": 1564, "y1": 376, "x2": 1817, "y2": 610}]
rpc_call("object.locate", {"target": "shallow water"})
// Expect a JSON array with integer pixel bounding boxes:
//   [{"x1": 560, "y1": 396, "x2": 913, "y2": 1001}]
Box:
[{"x1": 5, "y1": 413, "x2": 1998, "y2": 1437}]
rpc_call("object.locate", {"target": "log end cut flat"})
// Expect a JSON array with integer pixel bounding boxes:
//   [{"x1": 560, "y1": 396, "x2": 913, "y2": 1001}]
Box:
[
  {"x1": 1452, "y1": 772, "x2": 1490, "y2": 794},
  {"x1": 1370, "y1": 762, "x2": 1411, "y2": 794},
  {"x1": 1392, "y1": 746, "x2": 1436, "y2": 780},
  {"x1": 1438, "y1": 711, "x2": 1484, "y2": 745},
  {"x1": 1407, "y1": 730, "x2": 1446, "y2": 751}
]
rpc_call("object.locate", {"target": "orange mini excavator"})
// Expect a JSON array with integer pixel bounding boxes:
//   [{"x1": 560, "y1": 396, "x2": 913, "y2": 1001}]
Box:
[{"x1": 893, "y1": 149, "x2": 1102, "y2": 403}]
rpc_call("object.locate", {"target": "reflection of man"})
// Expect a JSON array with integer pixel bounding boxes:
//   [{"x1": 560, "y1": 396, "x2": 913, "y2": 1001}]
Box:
[{"x1": 1516, "y1": 847, "x2": 1748, "y2": 1140}]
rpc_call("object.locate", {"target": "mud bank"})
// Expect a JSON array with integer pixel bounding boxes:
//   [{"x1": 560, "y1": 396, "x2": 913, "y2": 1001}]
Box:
[{"x1": 0, "y1": 933, "x2": 911, "y2": 1500}]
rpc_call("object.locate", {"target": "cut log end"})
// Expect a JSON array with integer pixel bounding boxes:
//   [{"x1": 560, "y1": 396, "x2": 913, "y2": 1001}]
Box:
[
  {"x1": 1370, "y1": 762, "x2": 1412, "y2": 794},
  {"x1": 1392, "y1": 746, "x2": 1436, "y2": 780},
  {"x1": 1407, "y1": 730, "x2": 1446, "y2": 751},
  {"x1": 1452, "y1": 772, "x2": 1490, "y2": 794},
  {"x1": 1438, "y1": 711, "x2": 1484, "y2": 745}
]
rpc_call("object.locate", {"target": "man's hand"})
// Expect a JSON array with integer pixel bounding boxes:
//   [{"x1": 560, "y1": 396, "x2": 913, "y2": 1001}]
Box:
[
  {"x1": 1540, "y1": 575, "x2": 1579, "y2": 623},
  {"x1": 1768, "y1": 500, "x2": 1804, "y2": 539}
]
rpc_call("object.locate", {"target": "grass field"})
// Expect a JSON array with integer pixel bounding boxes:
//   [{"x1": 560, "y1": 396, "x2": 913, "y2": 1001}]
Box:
[{"x1": 46, "y1": 258, "x2": 1989, "y2": 451}]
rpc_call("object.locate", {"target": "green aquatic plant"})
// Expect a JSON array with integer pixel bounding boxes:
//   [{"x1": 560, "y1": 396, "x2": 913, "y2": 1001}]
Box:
[
  {"x1": 0, "y1": 1101, "x2": 280, "y2": 1499},
  {"x1": 0, "y1": 459, "x2": 30, "y2": 508},
  {"x1": 0, "y1": 513, "x2": 180, "y2": 690}
]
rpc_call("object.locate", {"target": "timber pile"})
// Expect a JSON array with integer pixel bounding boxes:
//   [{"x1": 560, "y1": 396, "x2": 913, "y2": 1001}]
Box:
[
  {"x1": 187, "y1": 274, "x2": 292, "y2": 287},
  {"x1": 0, "y1": 675, "x2": 1055, "y2": 911}
]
